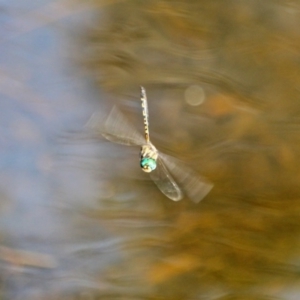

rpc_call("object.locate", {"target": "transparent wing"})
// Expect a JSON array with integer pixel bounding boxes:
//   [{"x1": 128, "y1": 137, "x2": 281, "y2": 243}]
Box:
[
  {"x1": 159, "y1": 153, "x2": 213, "y2": 203},
  {"x1": 86, "y1": 106, "x2": 145, "y2": 146},
  {"x1": 149, "y1": 157, "x2": 183, "y2": 201}
]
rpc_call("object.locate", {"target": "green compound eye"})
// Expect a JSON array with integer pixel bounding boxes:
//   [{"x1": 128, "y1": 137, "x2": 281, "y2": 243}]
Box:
[{"x1": 140, "y1": 157, "x2": 157, "y2": 172}]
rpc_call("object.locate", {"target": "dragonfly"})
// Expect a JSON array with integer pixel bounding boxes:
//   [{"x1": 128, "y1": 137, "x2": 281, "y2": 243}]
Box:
[{"x1": 91, "y1": 87, "x2": 213, "y2": 203}]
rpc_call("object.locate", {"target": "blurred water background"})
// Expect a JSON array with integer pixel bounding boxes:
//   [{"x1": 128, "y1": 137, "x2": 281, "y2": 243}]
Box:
[{"x1": 1, "y1": 0, "x2": 300, "y2": 299}]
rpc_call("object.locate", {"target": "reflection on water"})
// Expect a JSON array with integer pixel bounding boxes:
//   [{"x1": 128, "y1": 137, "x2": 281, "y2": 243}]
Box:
[{"x1": 1, "y1": 0, "x2": 300, "y2": 299}]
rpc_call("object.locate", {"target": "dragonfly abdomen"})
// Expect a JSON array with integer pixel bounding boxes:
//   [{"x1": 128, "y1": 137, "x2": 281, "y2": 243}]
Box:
[{"x1": 140, "y1": 86, "x2": 150, "y2": 143}]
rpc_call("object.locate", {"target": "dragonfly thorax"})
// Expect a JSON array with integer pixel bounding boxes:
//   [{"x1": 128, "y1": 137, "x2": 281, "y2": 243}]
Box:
[{"x1": 140, "y1": 144, "x2": 158, "y2": 173}]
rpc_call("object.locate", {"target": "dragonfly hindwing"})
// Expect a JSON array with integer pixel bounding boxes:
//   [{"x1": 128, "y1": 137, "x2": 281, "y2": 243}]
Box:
[
  {"x1": 158, "y1": 153, "x2": 213, "y2": 203},
  {"x1": 150, "y1": 157, "x2": 183, "y2": 201}
]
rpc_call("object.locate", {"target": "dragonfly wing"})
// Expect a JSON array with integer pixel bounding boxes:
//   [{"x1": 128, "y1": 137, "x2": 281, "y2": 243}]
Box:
[
  {"x1": 87, "y1": 106, "x2": 145, "y2": 146},
  {"x1": 149, "y1": 157, "x2": 183, "y2": 201},
  {"x1": 159, "y1": 153, "x2": 213, "y2": 203}
]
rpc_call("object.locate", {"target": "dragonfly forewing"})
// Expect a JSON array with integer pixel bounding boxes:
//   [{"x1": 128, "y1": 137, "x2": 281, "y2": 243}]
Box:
[
  {"x1": 159, "y1": 153, "x2": 213, "y2": 203},
  {"x1": 150, "y1": 157, "x2": 183, "y2": 201},
  {"x1": 89, "y1": 106, "x2": 145, "y2": 146}
]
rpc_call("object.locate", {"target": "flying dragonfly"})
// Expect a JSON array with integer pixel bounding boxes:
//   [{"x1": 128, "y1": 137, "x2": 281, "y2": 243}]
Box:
[{"x1": 91, "y1": 87, "x2": 213, "y2": 203}]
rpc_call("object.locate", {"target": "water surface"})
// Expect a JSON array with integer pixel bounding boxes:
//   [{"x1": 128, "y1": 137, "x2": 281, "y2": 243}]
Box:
[{"x1": 1, "y1": 0, "x2": 300, "y2": 299}]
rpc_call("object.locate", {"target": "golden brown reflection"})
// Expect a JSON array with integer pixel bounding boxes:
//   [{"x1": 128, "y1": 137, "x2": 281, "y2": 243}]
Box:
[{"x1": 71, "y1": 0, "x2": 300, "y2": 299}]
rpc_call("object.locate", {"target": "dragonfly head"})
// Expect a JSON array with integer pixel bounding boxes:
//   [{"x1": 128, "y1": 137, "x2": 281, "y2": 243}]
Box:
[{"x1": 140, "y1": 157, "x2": 157, "y2": 173}]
